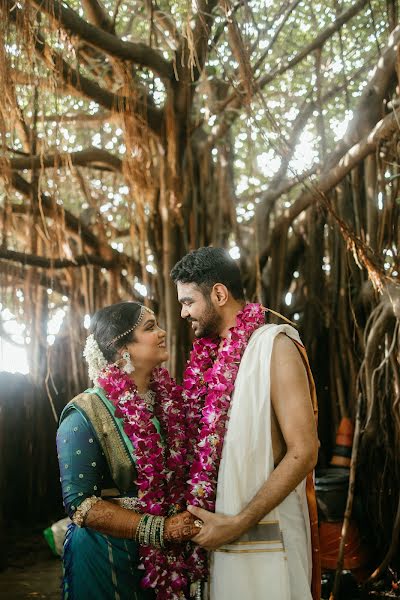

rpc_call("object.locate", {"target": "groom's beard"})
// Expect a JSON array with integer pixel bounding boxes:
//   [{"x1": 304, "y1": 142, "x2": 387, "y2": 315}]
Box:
[{"x1": 189, "y1": 304, "x2": 222, "y2": 338}]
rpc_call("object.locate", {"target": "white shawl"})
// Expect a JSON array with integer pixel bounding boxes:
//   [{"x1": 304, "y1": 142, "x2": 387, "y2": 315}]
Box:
[{"x1": 209, "y1": 324, "x2": 312, "y2": 600}]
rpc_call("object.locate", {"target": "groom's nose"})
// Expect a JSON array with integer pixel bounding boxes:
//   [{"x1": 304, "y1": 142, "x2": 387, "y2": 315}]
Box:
[{"x1": 181, "y1": 305, "x2": 189, "y2": 319}]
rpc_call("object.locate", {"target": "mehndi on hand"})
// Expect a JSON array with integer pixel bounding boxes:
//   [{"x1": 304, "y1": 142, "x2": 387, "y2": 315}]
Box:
[{"x1": 164, "y1": 510, "x2": 201, "y2": 543}]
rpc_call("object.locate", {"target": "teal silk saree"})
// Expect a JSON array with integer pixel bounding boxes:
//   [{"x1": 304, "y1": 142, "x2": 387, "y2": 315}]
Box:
[{"x1": 57, "y1": 388, "x2": 155, "y2": 600}]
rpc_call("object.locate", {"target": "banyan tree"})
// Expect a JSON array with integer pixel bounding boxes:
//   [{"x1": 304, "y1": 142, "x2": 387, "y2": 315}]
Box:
[{"x1": 0, "y1": 0, "x2": 399, "y2": 592}]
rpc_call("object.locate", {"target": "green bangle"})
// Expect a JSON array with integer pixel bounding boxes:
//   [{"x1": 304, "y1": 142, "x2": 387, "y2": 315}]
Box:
[
  {"x1": 154, "y1": 516, "x2": 165, "y2": 549},
  {"x1": 135, "y1": 514, "x2": 149, "y2": 544},
  {"x1": 141, "y1": 514, "x2": 151, "y2": 545},
  {"x1": 143, "y1": 514, "x2": 153, "y2": 545},
  {"x1": 136, "y1": 514, "x2": 167, "y2": 548},
  {"x1": 150, "y1": 515, "x2": 158, "y2": 547}
]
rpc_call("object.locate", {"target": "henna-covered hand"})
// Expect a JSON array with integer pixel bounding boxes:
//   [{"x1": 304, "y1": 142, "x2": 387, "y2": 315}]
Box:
[
  {"x1": 84, "y1": 499, "x2": 140, "y2": 539},
  {"x1": 164, "y1": 510, "x2": 200, "y2": 544}
]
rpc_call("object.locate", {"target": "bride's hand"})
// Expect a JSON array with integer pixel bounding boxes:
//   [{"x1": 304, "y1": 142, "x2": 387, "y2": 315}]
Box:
[{"x1": 164, "y1": 511, "x2": 201, "y2": 543}]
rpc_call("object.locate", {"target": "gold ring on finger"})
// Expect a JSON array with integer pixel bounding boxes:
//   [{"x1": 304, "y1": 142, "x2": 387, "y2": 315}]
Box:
[{"x1": 194, "y1": 519, "x2": 203, "y2": 529}]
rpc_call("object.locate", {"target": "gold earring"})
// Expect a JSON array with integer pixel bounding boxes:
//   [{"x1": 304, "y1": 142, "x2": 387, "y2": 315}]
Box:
[{"x1": 122, "y1": 350, "x2": 134, "y2": 374}]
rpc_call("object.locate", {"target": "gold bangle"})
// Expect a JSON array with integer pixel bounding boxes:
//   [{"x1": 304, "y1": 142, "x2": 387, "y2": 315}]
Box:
[
  {"x1": 71, "y1": 496, "x2": 100, "y2": 528},
  {"x1": 135, "y1": 514, "x2": 147, "y2": 543}
]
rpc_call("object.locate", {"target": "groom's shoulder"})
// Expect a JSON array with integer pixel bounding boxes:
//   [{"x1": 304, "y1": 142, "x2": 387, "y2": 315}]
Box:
[{"x1": 250, "y1": 324, "x2": 300, "y2": 352}]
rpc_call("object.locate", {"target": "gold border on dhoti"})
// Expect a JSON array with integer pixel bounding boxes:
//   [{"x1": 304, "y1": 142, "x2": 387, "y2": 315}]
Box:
[
  {"x1": 215, "y1": 520, "x2": 285, "y2": 553},
  {"x1": 215, "y1": 547, "x2": 285, "y2": 554}
]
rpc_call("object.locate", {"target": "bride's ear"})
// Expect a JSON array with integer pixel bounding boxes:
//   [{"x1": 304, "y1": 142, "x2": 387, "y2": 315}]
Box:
[
  {"x1": 115, "y1": 345, "x2": 129, "y2": 364},
  {"x1": 118, "y1": 344, "x2": 127, "y2": 358}
]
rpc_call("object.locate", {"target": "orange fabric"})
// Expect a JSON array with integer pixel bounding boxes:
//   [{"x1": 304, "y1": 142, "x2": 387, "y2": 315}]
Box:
[
  {"x1": 330, "y1": 417, "x2": 354, "y2": 467},
  {"x1": 292, "y1": 340, "x2": 321, "y2": 600},
  {"x1": 319, "y1": 521, "x2": 369, "y2": 571},
  {"x1": 330, "y1": 455, "x2": 351, "y2": 468},
  {"x1": 335, "y1": 417, "x2": 354, "y2": 441},
  {"x1": 307, "y1": 473, "x2": 321, "y2": 600}
]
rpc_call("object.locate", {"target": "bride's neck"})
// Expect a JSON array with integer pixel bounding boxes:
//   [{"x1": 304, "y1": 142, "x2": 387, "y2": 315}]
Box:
[{"x1": 130, "y1": 369, "x2": 152, "y2": 394}]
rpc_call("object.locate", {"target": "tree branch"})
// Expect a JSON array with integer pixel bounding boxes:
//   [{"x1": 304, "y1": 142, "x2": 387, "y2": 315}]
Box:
[
  {"x1": 145, "y1": 0, "x2": 181, "y2": 45},
  {"x1": 252, "y1": 0, "x2": 301, "y2": 73},
  {"x1": 33, "y1": 112, "x2": 112, "y2": 124},
  {"x1": 212, "y1": 0, "x2": 369, "y2": 136},
  {"x1": 208, "y1": 58, "x2": 370, "y2": 151},
  {"x1": 10, "y1": 68, "x2": 72, "y2": 94},
  {"x1": 10, "y1": 172, "x2": 102, "y2": 253},
  {"x1": 315, "y1": 23, "x2": 400, "y2": 172},
  {"x1": 8, "y1": 173, "x2": 146, "y2": 279},
  {"x1": 258, "y1": 63, "x2": 370, "y2": 193},
  {"x1": 81, "y1": 0, "x2": 115, "y2": 33},
  {"x1": 0, "y1": 259, "x2": 69, "y2": 295},
  {"x1": 257, "y1": 0, "x2": 369, "y2": 90},
  {"x1": 175, "y1": 0, "x2": 219, "y2": 96},
  {"x1": 210, "y1": 0, "x2": 244, "y2": 47},
  {"x1": 221, "y1": 0, "x2": 254, "y2": 98},
  {"x1": 28, "y1": 0, "x2": 173, "y2": 79},
  {"x1": 340, "y1": 24, "x2": 400, "y2": 146},
  {"x1": 258, "y1": 165, "x2": 318, "y2": 211},
  {"x1": 0, "y1": 248, "x2": 119, "y2": 269},
  {"x1": 2, "y1": 0, "x2": 164, "y2": 136},
  {"x1": 259, "y1": 107, "x2": 400, "y2": 268},
  {"x1": 8, "y1": 148, "x2": 122, "y2": 173}
]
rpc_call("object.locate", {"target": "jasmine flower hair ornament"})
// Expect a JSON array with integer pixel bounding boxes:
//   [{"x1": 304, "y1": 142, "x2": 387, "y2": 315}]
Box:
[{"x1": 83, "y1": 334, "x2": 107, "y2": 384}]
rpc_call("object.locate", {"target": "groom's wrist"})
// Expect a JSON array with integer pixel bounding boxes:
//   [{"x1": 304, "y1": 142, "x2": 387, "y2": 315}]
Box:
[{"x1": 232, "y1": 513, "x2": 250, "y2": 538}]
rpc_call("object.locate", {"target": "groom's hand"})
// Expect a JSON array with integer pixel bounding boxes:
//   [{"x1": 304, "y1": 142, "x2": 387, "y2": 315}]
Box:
[{"x1": 187, "y1": 505, "x2": 243, "y2": 550}]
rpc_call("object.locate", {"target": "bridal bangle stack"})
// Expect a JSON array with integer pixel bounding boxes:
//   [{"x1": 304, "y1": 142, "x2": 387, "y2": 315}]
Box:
[{"x1": 135, "y1": 513, "x2": 165, "y2": 548}]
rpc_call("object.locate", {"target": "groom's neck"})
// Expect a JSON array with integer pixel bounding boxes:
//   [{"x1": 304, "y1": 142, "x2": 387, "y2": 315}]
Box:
[{"x1": 218, "y1": 299, "x2": 246, "y2": 339}]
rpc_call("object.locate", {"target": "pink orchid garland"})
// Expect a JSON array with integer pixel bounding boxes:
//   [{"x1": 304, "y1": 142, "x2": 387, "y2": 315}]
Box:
[
  {"x1": 182, "y1": 303, "x2": 266, "y2": 576},
  {"x1": 96, "y1": 303, "x2": 265, "y2": 597},
  {"x1": 97, "y1": 365, "x2": 190, "y2": 599}
]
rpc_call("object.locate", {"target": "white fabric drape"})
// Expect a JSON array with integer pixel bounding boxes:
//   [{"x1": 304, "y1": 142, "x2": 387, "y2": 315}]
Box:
[{"x1": 209, "y1": 324, "x2": 312, "y2": 600}]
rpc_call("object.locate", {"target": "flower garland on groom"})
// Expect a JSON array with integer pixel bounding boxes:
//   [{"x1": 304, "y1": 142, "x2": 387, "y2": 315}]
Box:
[{"x1": 182, "y1": 303, "x2": 266, "y2": 575}]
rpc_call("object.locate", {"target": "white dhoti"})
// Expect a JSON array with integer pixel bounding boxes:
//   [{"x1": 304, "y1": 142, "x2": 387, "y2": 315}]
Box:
[{"x1": 209, "y1": 324, "x2": 313, "y2": 600}]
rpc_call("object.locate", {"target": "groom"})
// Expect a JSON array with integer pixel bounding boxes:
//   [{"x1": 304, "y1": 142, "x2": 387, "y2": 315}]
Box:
[{"x1": 171, "y1": 246, "x2": 320, "y2": 600}]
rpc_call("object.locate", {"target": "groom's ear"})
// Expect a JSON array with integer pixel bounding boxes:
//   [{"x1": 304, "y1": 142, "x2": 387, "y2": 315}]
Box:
[{"x1": 212, "y1": 283, "x2": 229, "y2": 306}]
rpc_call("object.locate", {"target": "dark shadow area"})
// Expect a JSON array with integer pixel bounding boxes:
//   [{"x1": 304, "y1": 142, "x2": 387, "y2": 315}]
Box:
[{"x1": 0, "y1": 527, "x2": 61, "y2": 599}]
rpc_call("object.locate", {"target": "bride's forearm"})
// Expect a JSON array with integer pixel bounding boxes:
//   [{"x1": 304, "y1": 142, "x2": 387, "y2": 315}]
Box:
[
  {"x1": 78, "y1": 498, "x2": 140, "y2": 538},
  {"x1": 73, "y1": 498, "x2": 200, "y2": 543}
]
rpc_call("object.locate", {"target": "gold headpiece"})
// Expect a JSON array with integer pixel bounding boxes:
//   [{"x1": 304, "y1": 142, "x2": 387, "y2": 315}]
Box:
[{"x1": 106, "y1": 305, "x2": 154, "y2": 348}]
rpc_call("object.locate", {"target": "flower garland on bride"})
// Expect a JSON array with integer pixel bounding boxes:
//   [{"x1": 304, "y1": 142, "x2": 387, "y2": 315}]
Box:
[{"x1": 97, "y1": 364, "x2": 191, "y2": 599}]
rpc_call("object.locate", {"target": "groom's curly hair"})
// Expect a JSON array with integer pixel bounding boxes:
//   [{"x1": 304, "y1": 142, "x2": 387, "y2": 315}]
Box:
[{"x1": 171, "y1": 246, "x2": 245, "y2": 301}]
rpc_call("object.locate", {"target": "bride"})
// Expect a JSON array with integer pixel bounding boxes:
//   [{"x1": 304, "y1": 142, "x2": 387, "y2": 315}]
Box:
[{"x1": 57, "y1": 301, "x2": 202, "y2": 600}]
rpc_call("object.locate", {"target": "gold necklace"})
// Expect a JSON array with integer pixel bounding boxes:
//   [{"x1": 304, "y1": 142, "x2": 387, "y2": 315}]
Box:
[{"x1": 137, "y1": 389, "x2": 156, "y2": 412}]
